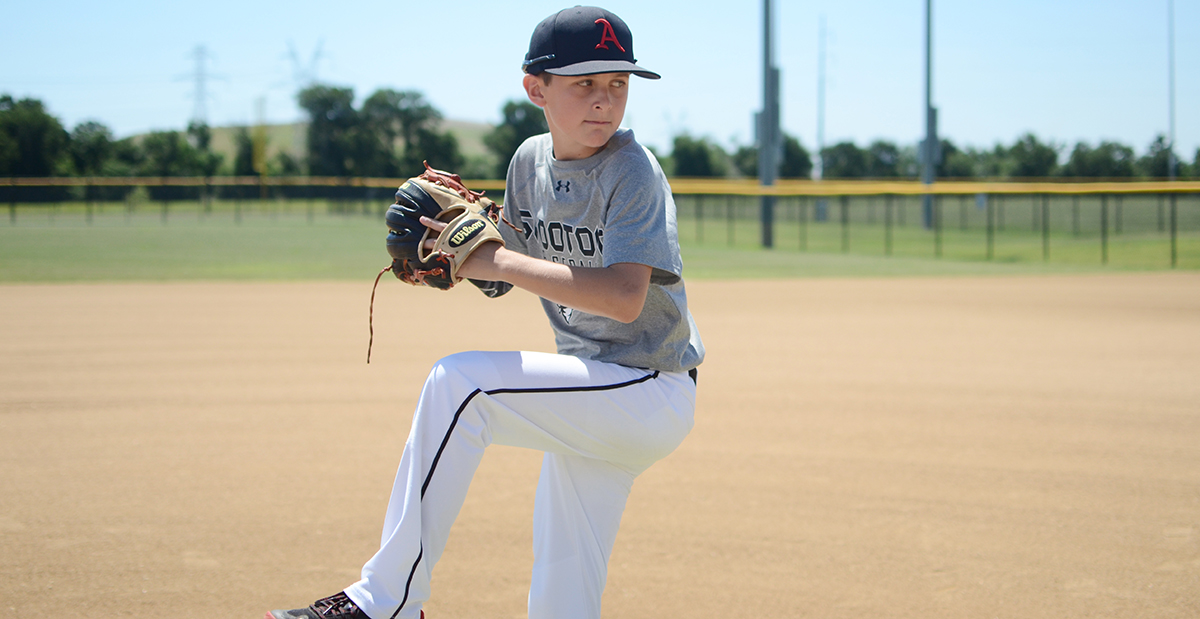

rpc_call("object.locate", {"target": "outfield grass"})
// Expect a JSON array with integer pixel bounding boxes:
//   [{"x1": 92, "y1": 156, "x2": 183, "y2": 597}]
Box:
[{"x1": 0, "y1": 198, "x2": 1195, "y2": 282}]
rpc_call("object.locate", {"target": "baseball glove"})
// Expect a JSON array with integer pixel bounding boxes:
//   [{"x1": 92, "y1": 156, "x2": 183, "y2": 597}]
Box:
[{"x1": 384, "y1": 162, "x2": 506, "y2": 290}]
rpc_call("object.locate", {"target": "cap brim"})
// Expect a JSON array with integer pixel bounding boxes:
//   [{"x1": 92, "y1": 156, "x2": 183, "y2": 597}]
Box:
[{"x1": 545, "y1": 60, "x2": 661, "y2": 80}]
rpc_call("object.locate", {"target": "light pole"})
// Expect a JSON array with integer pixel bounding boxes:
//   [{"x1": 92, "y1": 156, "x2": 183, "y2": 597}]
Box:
[
  {"x1": 758, "y1": 0, "x2": 781, "y2": 247},
  {"x1": 920, "y1": 0, "x2": 937, "y2": 228},
  {"x1": 1168, "y1": 0, "x2": 1177, "y2": 180}
]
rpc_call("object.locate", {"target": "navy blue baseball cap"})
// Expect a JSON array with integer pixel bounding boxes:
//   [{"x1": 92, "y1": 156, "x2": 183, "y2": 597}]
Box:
[{"x1": 523, "y1": 6, "x2": 660, "y2": 79}]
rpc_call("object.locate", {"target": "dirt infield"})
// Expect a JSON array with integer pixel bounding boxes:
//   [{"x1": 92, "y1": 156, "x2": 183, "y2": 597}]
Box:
[{"x1": 2, "y1": 275, "x2": 1198, "y2": 619}]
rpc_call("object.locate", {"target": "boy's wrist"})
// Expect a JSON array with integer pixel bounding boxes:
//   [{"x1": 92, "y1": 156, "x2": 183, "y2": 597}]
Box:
[{"x1": 458, "y1": 241, "x2": 504, "y2": 281}]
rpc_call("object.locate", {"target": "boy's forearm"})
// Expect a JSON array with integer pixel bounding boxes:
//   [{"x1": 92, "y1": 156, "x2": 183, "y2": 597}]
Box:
[{"x1": 463, "y1": 244, "x2": 650, "y2": 323}]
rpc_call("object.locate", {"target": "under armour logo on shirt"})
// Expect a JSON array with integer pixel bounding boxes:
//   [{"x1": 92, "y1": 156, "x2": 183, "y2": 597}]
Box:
[
  {"x1": 557, "y1": 304, "x2": 574, "y2": 323},
  {"x1": 555, "y1": 180, "x2": 571, "y2": 193}
]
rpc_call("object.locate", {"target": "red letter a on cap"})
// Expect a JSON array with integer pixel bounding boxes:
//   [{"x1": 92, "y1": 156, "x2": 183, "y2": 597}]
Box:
[{"x1": 594, "y1": 18, "x2": 627, "y2": 52}]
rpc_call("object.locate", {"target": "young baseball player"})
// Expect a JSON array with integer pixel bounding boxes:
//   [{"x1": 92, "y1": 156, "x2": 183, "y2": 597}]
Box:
[{"x1": 267, "y1": 6, "x2": 703, "y2": 619}]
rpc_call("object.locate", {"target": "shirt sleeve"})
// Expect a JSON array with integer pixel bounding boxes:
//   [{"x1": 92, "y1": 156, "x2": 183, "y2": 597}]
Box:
[{"x1": 598, "y1": 147, "x2": 683, "y2": 283}]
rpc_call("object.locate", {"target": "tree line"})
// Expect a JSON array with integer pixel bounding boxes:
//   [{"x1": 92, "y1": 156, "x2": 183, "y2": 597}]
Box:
[
  {"x1": 673, "y1": 132, "x2": 1196, "y2": 180},
  {"x1": 2, "y1": 91, "x2": 1195, "y2": 183}
]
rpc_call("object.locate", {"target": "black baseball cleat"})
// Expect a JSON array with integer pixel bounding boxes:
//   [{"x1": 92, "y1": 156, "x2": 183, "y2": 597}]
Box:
[{"x1": 265, "y1": 592, "x2": 371, "y2": 619}]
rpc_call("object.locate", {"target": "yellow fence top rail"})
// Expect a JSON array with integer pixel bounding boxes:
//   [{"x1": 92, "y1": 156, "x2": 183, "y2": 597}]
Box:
[{"x1": 4, "y1": 176, "x2": 1199, "y2": 196}]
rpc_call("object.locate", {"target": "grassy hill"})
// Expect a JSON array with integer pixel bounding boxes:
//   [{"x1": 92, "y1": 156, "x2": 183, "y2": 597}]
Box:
[{"x1": 200, "y1": 119, "x2": 496, "y2": 176}]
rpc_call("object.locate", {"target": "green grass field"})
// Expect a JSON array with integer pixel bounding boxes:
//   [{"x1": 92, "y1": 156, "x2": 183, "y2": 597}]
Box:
[{"x1": 1, "y1": 197, "x2": 1195, "y2": 282}]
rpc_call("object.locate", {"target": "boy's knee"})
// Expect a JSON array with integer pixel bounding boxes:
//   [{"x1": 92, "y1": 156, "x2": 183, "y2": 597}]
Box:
[
  {"x1": 430, "y1": 351, "x2": 489, "y2": 379},
  {"x1": 426, "y1": 351, "x2": 514, "y2": 391}
]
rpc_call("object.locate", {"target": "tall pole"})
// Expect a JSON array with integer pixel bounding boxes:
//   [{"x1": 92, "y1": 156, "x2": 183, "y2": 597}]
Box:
[
  {"x1": 758, "y1": 0, "x2": 779, "y2": 248},
  {"x1": 815, "y1": 15, "x2": 826, "y2": 180},
  {"x1": 190, "y1": 45, "x2": 211, "y2": 126},
  {"x1": 1168, "y1": 0, "x2": 1177, "y2": 180},
  {"x1": 921, "y1": 0, "x2": 936, "y2": 228}
]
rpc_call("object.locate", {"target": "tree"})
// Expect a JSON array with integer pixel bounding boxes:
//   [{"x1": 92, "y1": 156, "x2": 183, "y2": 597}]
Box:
[
  {"x1": 405, "y1": 127, "x2": 462, "y2": 174},
  {"x1": 1062, "y1": 141, "x2": 1136, "y2": 178},
  {"x1": 107, "y1": 137, "x2": 144, "y2": 177},
  {"x1": 1009, "y1": 133, "x2": 1058, "y2": 177},
  {"x1": 865, "y1": 140, "x2": 901, "y2": 178},
  {"x1": 779, "y1": 135, "x2": 813, "y2": 179},
  {"x1": 272, "y1": 152, "x2": 302, "y2": 176},
  {"x1": 298, "y1": 86, "x2": 459, "y2": 177},
  {"x1": 1137, "y1": 135, "x2": 1175, "y2": 178},
  {"x1": 232, "y1": 127, "x2": 257, "y2": 176},
  {"x1": 732, "y1": 145, "x2": 757, "y2": 177},
  {"x1": 731, "y1": 134, "x2": 812, "y2": 179},
  {"x1": 69, "y1": 121, "x2": 115, "y2": 177},
  {"x1": 0, "y1": 95, "x2": 70, "y2": 176},
  {"x1": 671, "y1": 135, "x2": 727, "y2": 177},
  {"x1": 971, "y1": 144, "x2": 1011, "y2": 179},
  {"x1": 360, "y1": 88, "x2": 465, "y2": 176},
  {"x1": 187, "y1": 121, "x2": 224, "y2": 178},
  {"x1": 140, "y1": 131, "x2": 203, "y2": 177},
  {"x1": 298, "y1": 85, "x2": 358, "y2": 176},
  {"x1": 820, "y1": 141, "x2": 867, "y2": 178},
  {"x1": 936, "y1": 140, "x2": 976, "y2": 178},
  {"x1": 484, "y1": 100, "x2": 548, "y2": 179}
]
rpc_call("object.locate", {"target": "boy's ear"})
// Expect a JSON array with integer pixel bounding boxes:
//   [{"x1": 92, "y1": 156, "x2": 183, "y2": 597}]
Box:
[{"x1": 523, "y1": 74, "x2": 547, "y2": 108}]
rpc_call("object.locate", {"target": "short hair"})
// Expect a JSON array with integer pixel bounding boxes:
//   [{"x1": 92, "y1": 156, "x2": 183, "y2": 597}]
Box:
[{"x1": 540, "y1": 73, "x2": 553, "y2": 86}]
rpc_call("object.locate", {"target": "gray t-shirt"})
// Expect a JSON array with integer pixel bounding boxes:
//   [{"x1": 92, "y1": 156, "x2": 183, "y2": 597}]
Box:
[{"x1": 484, "y1": 128, "x2": 704, "y2": 373}]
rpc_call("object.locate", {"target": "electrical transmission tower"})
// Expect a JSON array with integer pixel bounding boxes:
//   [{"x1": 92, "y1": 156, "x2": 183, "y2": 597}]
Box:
[
  {"x1": 188, "y1": 45, "x2": 214, "y2": 126},
  {"x1": 287, "y1": 40, "x2": 325, "y2": 90}
]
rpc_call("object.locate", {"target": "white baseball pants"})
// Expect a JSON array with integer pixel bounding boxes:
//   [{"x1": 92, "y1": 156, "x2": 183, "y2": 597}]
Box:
[{"x1": 343, "y1": 350, "x2": 696, "y2": 619}]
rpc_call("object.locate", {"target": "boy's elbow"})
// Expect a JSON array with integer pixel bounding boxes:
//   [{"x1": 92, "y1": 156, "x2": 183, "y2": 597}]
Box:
[
  {"x1": 611, "y1": 283, "x2": 649, "y2": 323},
  {"x1": 603, "y1": 262, "x2": 652, "y2": 323},
  {"x1": 612, "y1": 301, "x2": 642, "y2": 323}
]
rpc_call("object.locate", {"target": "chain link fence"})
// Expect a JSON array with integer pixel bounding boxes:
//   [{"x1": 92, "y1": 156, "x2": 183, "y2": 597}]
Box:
[{"x1": 4, "y1": 176, "x2": 1198, "y2": 268}]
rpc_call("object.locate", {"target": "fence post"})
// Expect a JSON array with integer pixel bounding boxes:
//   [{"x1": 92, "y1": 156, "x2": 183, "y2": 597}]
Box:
[
  {"x1": 696, "y1": 195, "x2": 704, "y2": 244},
  {"x1": 885, "y1": 194, "x2": 894, "y2": 256},
  {"x1": 1072, "y1": 195, "x2": 1080, "y2": 237},
  {"x1": 1041, "y1": 194, "x2": 1050, "y2": 261},
  {"x1": 934, "y1": 195, "x2": 943, "y2": 258},
  {"x1": 1100, "y1": 194, "x2": 1109, "y2": 265},
  {"x1": 1170, "y1": 193, "x2": 1178, "y2": 268},
  {"x1": 307, "y1": 184, "x2": 315, "y2": 224},
  {"x1": 1158, "y1": 194, "x2": 1165, "y2": 231},
  {"x1": 959, "y1": 194, "x2": 967, "y2": 230},
  {"x1": 1030, "y1": 193, "x2": 1037, "y2": 232},
  {"x1": 986, "y1": 193, "x2": 994, "y2": 260},
  {"x1": 840, "y1": 195, "x2": 850, "y2": 253},
  {"x1": 726, "y1": 195, "x2": 735, "y2": 246},
  {"x1": 761, "y1": 195, "x2": 775, "y2": 249},
  {"x1": 798, "y1": 196, "x2": 807, "y2": 251},
  {"x1": 86, "y1": 179, "x2": 94, "y2": 225},
  {"x1": 1115, "y1": 195, "x2": 1123, "y2": 235},
  {"x1": 160, "y1": 179, "x2": 169, "y2": 225}
]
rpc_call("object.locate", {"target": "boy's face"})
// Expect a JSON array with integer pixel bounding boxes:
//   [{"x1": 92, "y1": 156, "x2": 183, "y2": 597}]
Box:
[{"x1": 524, "y1": 72, "x2": 630, "y2": 161}]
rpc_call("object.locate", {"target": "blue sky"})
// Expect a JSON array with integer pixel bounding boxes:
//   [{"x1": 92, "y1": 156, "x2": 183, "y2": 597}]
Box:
[{"x1": 2, "y1": 0, "x2": 1196, "y2": 159}]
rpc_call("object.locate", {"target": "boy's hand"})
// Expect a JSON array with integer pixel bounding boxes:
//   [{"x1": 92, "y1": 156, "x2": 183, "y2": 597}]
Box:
[
  {"x1": 385, "y1": 163, "x2": 506, "y2": 290},
  {"x1": 420, "y1": 216, "x2": 501, "y2": 280}
]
